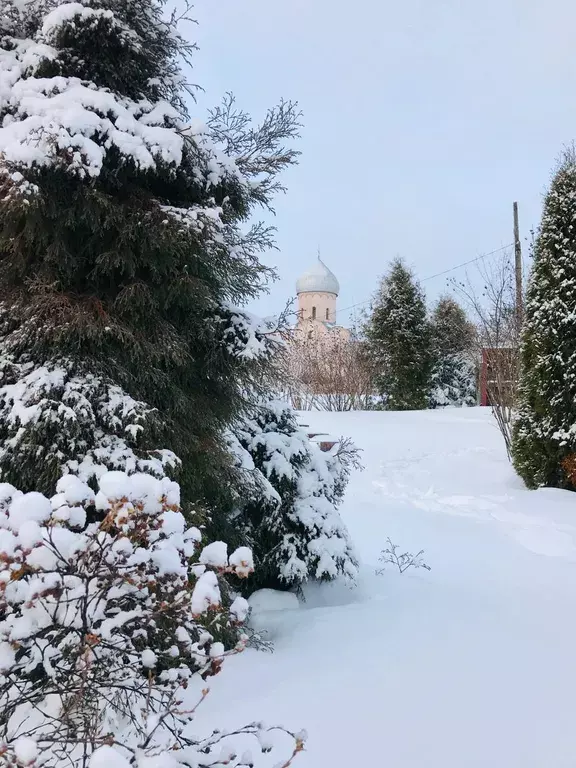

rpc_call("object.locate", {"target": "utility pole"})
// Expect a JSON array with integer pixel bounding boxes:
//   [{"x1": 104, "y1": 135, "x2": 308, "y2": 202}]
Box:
[{"x1": 513, "y1": 201, "x2": 523, "y2": 331}]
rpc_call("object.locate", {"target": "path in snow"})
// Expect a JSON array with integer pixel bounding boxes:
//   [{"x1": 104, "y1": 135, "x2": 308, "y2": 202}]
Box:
[{"x1": 195, "y1": 409, "x2": 576, "y2": 768}]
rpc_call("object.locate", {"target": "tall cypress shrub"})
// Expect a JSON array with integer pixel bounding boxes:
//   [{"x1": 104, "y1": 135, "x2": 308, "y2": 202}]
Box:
[
  {"x1": 513, "y1": 150, "x2": 576, "y2": 489},
  {"x1": 364, "y1": 258, "x2": 432, "y2": 410}
]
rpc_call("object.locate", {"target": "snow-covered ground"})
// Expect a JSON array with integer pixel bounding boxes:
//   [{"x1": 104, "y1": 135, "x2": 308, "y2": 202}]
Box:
[{"x1": 195, "y1": 408, "x2": 576, "y2": 767}]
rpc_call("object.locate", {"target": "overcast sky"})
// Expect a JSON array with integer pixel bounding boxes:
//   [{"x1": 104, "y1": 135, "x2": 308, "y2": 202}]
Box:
[{"x1": 190, "y1": 0, "x2": 576, "y2": 324}]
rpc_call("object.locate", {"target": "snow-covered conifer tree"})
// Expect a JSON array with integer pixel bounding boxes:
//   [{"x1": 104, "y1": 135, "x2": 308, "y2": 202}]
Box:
[
  {"x1": 429, "y1": 296, "x2": 476, "y2": 407},
  {"x1": 512, "y1": 149, "x2": 576, "y2": 489},
  {"x1": 363, "y1": 259, "x2": 432, "y2": 410},
  {"x1": 232, "y1": 401, "x2": 358, "y2": 592},
  {"x1": 429, "y1": 356, "x2": 476, "y2": 408},
  {"x1": 0, "y1": 0, "x2": 299, "y2": 504}
]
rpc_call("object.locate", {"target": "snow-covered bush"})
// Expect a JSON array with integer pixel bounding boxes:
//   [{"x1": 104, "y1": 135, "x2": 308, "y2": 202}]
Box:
[
  {"x1": 0, "y1": 470, "x2": 304, "y2": 767},
  {"x1": 232, "y1": 401, "x2": 359, "y2": 592}
]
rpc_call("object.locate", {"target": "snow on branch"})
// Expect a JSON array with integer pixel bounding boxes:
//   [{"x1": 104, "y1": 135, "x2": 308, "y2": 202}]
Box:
[
  {"x1": 0, "y1": 2, "x2": 299, "y2": 206},
  {"x1": 0, "y1": 356, "x2": 177, "y2": 485},
  {"x1": 0, "y1": 0, "x2": 300, "y2": 277},
  {"x1": 0, "y1": 3, "x2": 216, "y2": 184},
  {"x1": 217, "y1": 305, "x2": 286, "y2": 361},
  {"x1": 0, "y1": 81, "x2": 185, "y2": 176}
]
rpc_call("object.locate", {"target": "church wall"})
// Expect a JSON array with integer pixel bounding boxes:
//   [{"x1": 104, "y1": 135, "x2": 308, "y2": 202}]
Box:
[
  {"x1": 293, "y1": 318, "x2": 351, "y2": 344},
  {"x1": 298, "y1": 291, "x2": 337, "y2": 323}
]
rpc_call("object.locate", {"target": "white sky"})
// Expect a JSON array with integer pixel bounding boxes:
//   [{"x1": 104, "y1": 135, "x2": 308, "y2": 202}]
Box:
[{"x1": 190, "y1": 0, "x2": 576, "y2": 324}]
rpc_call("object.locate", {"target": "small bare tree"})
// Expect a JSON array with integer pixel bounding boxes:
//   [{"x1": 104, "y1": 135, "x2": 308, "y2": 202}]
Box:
[
  {"x1": 452, "y1": 252, "x2": 523, "y2": 457},
  {"x1": 376, "y1": 538, "x2": 431, "y2": 574},
  {"x1": 286, "y1": 331, "x2": 375, "y2": 411}
]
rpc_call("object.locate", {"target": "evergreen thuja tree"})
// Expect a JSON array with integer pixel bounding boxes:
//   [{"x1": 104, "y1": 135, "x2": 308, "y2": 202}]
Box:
[
  {"x1": 0, "y1": 0, "x2": 299, "y2": 504},
  {"x1": 512, "y1": 150, "x2": 576, "y2": 490},
  {"x1": 429, "y1": 296, "x2": 476, "y2": 407},
  {"x1": 364, "y1": 258, "x2": 432, "y2": 410},
  {"x1": 230, "y1": 400, "x2": 359, "y2": 593}
]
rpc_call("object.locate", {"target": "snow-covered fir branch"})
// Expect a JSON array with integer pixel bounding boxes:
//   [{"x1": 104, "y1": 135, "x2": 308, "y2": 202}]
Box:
[{"x1": 0, "y1": 354, "x2": 178, "y2": 492}]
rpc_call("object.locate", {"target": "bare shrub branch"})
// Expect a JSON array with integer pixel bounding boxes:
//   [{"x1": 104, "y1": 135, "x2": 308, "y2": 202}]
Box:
[
  {"x1": 376, "y1": 538, "x2": 431, "y2": 574},
  {"x1": 451, "y1": 252, "x2": 522, "y2": 458},
  {"x1": 286, "y1": 331, "x2": 375, "y2": 411}
]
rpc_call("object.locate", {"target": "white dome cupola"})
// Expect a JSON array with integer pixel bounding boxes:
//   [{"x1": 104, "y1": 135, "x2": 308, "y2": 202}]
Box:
[
  {"x1": 296, "y1": 258, "x2": 340, "y2": 296},
  {"x1": 296, "y1": 256, "x2": 339, "y2": 326}
]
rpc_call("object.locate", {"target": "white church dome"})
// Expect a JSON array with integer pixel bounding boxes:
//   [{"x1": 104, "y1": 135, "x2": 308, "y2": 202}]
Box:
[{"x1": 296, "y1": 258, "x2": 340, "y2": 296}]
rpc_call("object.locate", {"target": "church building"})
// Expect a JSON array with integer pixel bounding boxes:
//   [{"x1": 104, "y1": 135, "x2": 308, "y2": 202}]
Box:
[{"x1": 295, "y1": 257, "x2": 350, "y2": 341}]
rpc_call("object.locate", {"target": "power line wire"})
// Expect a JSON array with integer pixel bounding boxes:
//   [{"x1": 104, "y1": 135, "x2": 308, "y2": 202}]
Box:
[
  {"x1": 421, "y1": 243, "x2": 514, "y2": 283},
  {"x1": 338, "y1": 242, "x2": 515, "y2": 316}
]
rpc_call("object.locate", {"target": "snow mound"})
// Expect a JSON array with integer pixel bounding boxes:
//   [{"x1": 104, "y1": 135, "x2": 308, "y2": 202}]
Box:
[
  {"x1": 248, "y1": 589, "x2": 300, "y2": 614},
  {"x1": 247, "y1": 589, "x2": 300, "y2": 641}
]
